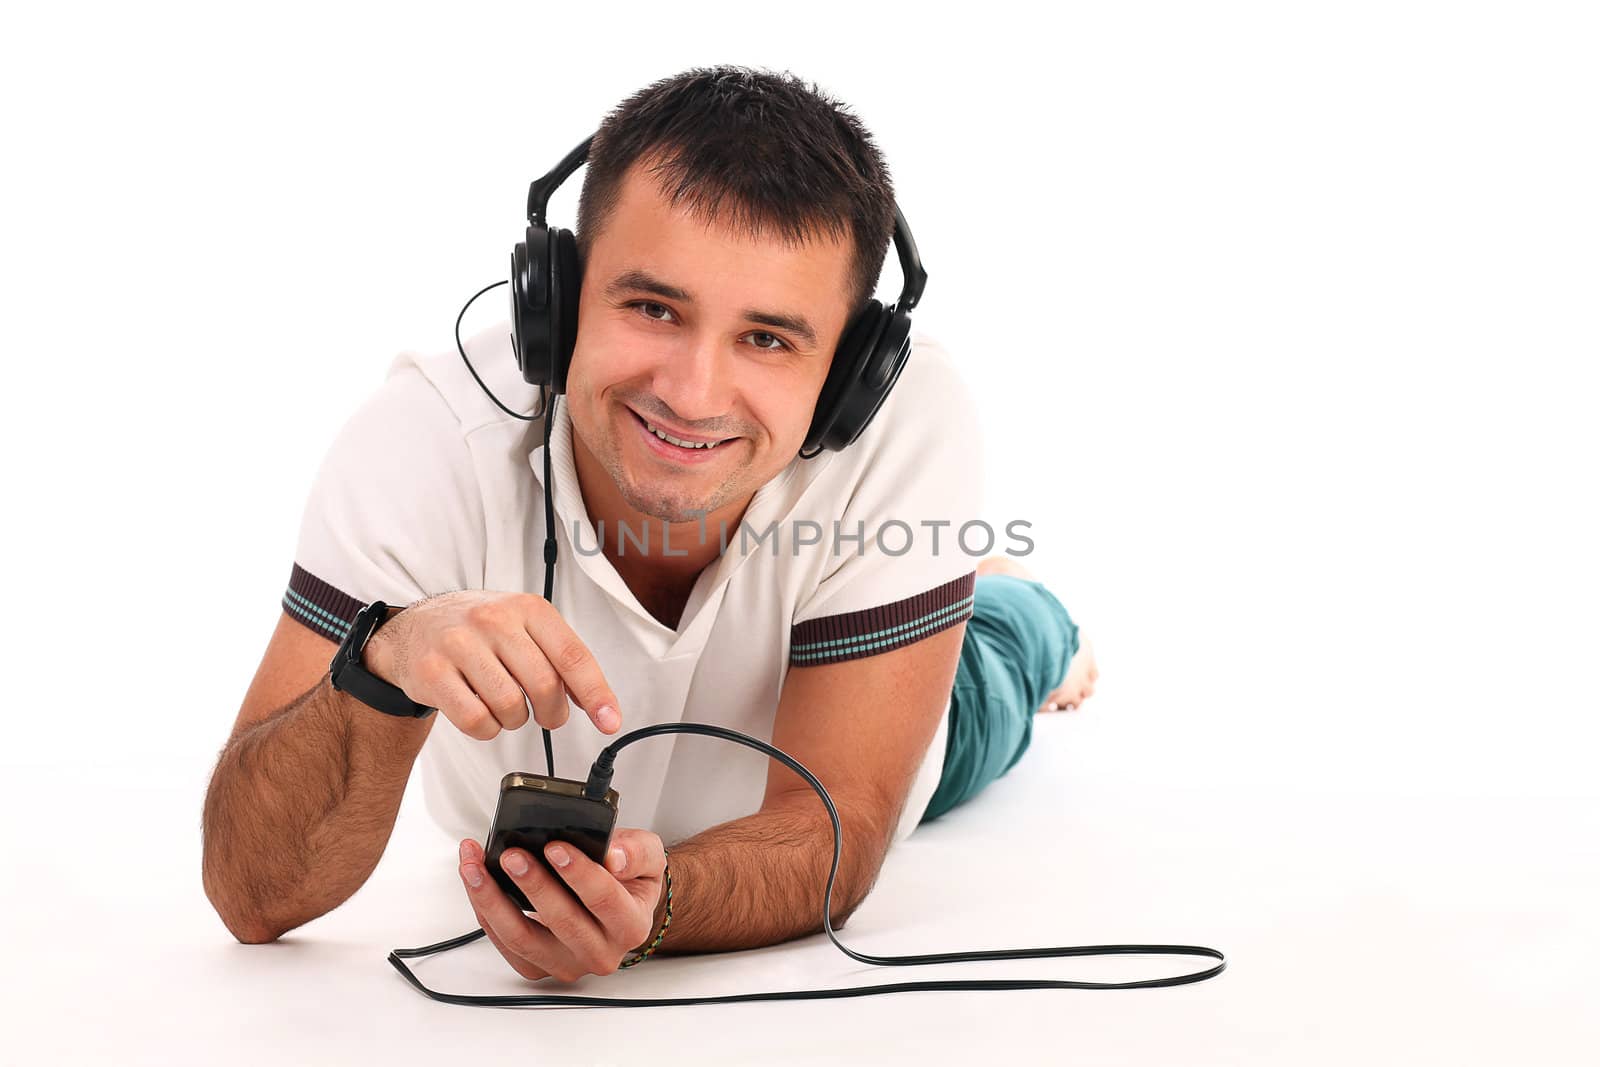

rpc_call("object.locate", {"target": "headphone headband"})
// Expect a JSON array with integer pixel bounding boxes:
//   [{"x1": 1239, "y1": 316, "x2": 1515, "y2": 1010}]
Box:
[
  {"x1": 511, "y1": 133, "x2": 927, "y2": 456},
  {"x1": 526, "y1": 137, "x2": 593, "y2": 228},
  {"x1": 525, "y1": 138, "x2": 925, "y2": 314}
]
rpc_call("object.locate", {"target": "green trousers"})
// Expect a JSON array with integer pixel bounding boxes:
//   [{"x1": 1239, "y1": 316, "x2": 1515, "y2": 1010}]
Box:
[{"x1": 920, "y1": 574, "x2": 1081, "y2": 824}]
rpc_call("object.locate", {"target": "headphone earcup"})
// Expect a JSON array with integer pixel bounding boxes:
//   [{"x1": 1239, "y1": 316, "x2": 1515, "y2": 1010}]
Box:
[
  {"x1": 804, "y1": 300, "x2": 882, "y2": 454},
  {"x1": 549, "y1": 226, "x2": 581, "y2": 396},
  {"x1": 509, "y1": 223, "x2": 553, "y2": 388},
  {"x1": 804, "y1": 300, "x2": 913, "y2": 454},
  {"x1": 834, "y1": 305, "x2": 911, "y2": 450}
]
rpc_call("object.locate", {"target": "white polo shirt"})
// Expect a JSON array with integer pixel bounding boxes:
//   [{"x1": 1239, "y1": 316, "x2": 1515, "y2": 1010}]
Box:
[{"x1": 283, "y1": 319, "x2": 983, "y2": 849}]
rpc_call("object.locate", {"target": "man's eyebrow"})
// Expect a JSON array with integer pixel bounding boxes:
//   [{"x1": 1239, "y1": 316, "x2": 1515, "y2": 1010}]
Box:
[
  {"x1": 603, "y1": 268, "x2": 819, "y2": 350},
  {"x1": 604, "y1": 269, "x2": 691, "y2": 304}
]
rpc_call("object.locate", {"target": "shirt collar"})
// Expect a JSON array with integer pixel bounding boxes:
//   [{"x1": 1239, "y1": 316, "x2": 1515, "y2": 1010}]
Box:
[{"x1": 527, "y1": 397, "x2": 819, "y2": 640}]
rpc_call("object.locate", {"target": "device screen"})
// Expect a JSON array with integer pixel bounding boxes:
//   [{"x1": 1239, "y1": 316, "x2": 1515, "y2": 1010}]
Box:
[{"x1": 496, "y1": 789, "x2": 613, "y2": 847}]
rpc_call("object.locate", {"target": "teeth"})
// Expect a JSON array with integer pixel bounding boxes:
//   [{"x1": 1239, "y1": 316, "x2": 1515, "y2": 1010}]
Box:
[{"x1": 645, "y1": 420, "x2": 723, "y2": 450}]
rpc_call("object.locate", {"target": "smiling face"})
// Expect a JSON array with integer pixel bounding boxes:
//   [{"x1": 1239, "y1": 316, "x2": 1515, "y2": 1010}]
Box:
[{"x1": 565, "y1": 156, "x2": 857, "y2": 528}]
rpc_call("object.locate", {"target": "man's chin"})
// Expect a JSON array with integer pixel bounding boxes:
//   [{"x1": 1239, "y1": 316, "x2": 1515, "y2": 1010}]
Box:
[{"x1": 616, "y1": 480, "x2": 723, "y2": 526}]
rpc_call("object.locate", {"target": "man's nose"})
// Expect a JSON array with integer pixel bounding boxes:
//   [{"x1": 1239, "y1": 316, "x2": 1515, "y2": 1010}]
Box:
[{"x1": 650, "y1": 333, "x2": 735, "y2": 426}]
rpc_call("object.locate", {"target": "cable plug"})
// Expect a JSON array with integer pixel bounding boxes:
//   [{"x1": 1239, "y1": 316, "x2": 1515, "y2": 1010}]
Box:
[{"x1": 584, "y1": 747, "x2": 617, "y2": 802}]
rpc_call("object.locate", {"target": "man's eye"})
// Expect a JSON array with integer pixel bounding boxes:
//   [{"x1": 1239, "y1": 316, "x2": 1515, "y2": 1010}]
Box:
[
  {"x1": 632, "y1": 301, "x2": 674, "y2": 322},
  {"x1": 628, "y1": 302, "x2": 787, "y2": 352}
]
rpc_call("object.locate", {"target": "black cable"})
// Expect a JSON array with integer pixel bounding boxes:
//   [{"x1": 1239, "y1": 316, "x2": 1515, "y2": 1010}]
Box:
[
  {"x1": 387, "y1": 721, "x2": 1226, "y2": 1005},
  {"x1": 454, "y1": 279, "x2": 545, "y2": 423},
  {"x1": 454, "y1": 279, "x2": 557, "y2": 778},
  {"x1": 539, "y1": 392, "x2": 557, "y2": 779},
  {"x1": 396, "y1": 282, "x2": 1229, "y2": 1006}
]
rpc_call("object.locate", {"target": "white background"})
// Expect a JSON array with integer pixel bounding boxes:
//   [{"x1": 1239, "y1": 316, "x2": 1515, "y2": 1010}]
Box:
[{"x1": 2, "y1": 2, "x2": 1595, "y2": 1064}]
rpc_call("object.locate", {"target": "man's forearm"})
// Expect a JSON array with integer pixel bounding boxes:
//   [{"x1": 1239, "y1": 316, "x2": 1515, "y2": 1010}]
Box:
[
  {"x1": 201, "y1": 672, "x2": 434, "y2": 943},
  {"x1": 650, "y1": 791, "x2": 895, "y2": 955}
]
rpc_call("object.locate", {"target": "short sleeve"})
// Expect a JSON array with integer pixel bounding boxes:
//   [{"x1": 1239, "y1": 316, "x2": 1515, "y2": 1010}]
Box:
[
  {"x1": 788, "y1": 339, "x2": 984, "y2": 667},
  {"x1": 281, "y1": 357, "x2": 487, "y2": 644}
]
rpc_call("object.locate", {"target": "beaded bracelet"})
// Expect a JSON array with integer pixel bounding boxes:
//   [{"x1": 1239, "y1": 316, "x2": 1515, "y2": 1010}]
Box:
[{"x1": 619, "y1": 848, "x2": 673, "y2": 968}]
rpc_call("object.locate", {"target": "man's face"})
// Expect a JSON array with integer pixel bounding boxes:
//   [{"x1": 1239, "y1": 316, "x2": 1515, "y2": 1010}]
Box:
[{"x1": 564, "y1": 157, "x2": 856, "y2": 526}]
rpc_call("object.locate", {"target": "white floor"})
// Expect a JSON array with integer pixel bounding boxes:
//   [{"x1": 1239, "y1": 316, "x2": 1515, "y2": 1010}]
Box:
[{"x1": 4, "y1": 711, "x2": 1595, "y2": 1066}]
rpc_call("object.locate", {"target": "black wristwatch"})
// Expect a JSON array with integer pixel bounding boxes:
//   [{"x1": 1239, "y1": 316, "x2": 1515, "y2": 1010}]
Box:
[{"x1": 329, "y1": 600, "x2": 436, "y2": 719}]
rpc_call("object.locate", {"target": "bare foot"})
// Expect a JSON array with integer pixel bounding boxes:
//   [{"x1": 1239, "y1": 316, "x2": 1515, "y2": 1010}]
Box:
[
  {"x1": 973, "y1": 557, "x2": 1098, "y2": 714},
  {"x1": 1039, "y1": 637, "x2": 1097, "y2": 713}
]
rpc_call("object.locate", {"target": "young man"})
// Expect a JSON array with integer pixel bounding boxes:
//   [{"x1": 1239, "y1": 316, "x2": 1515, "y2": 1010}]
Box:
[{"x1": 201, "y1": 66, "x2": 1096, "y2": 982}]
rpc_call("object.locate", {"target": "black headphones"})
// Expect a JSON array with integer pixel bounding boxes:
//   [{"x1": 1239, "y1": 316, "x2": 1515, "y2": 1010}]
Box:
[{"x1": 509, "y1": 136, "x2": 928, "y2": 459}]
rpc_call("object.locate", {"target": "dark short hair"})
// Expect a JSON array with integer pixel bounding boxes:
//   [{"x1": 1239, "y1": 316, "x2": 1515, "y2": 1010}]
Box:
[{"x1": 575, "y1": 65, "x2": 896, "y2": 321}]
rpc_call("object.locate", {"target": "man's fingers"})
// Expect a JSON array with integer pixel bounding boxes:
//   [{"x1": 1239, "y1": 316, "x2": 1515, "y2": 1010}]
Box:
[
  {"x1": 496, "y1": 847, "x2": 612, "y2": 972},
  {"x1": 454, "y1": 645, "x2": 535, "y2": 732},
  {"x1": 490, "y1": 630, "x2": 571, "y2": 731},
  {"x1": 468, "y1": 895, "x2": 550, "y2": 981},
  {"x1": 540, "y1": 841, "x2": 637, "y2": 935},
  {"x1": 459, "y1": 839, "x2": 542, "y2": 926},
  {"x1": 523, "y1": 599, "x2": 622, "y2": 734},
  {"x1": 604, "y1": 830, "x2": 668, "y2": 917},
  {"x1": 459, "y1": 843, "x2": 583, "y2": 981},
  {"x1": 474, "y1": 886, "x2": 566, "y2": 975},
  {"x1": 607, "y1": 828, "x2": 666, "y2": 879},
  {"x1": 429, "y1": 669, "x2": 501, "y2": 741}
]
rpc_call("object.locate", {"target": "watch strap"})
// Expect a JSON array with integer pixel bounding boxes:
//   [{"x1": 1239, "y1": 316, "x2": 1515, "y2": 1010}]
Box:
[{"x1": 330, "y1": 600, "x2": 436, "y2": 719}]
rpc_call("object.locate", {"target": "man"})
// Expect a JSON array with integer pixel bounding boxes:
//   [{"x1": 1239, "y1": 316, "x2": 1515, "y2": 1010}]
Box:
[{"x1": 201, "y1": 66, "x2": 1097, "y2": 982}]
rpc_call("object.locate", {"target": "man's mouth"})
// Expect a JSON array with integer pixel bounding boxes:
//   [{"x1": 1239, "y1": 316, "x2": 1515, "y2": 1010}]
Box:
[{"x1": 626, "y1": 408, "x2": 737, "y2": 461}]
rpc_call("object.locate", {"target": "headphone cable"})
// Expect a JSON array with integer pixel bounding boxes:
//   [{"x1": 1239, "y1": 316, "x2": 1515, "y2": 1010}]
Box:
[
  {"x1": 402, "y1": 283, "x2": 1228, "y2": 1005},
  {"x1": 387, "y1": 722, "x2": 1226, "y2": 1006},
  {"x1": 454, "y1": 278, "x2": 558, "y2": 778}
]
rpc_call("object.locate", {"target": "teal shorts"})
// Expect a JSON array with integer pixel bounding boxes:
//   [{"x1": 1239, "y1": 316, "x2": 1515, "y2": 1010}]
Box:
[{"x1": 919, "y1": 573, "x2": 1080, "y2": 824}]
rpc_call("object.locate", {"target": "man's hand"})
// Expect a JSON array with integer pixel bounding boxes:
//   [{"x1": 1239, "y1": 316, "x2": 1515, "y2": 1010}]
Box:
[
  {"x1": 456, "y1": 829, "x2": 667, "y2": 983},
  {"x1": 362, "y1": 590, "x2": 623, "y2": 739}
]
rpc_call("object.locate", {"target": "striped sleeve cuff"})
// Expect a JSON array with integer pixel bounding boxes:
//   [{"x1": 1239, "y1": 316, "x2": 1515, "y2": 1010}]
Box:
[
  {"x1": 789, "y1": 570, "x2": 976, "y2": 667},
  {"x1": 281, "y1": 562, "x2": 363, "y2": 643}
]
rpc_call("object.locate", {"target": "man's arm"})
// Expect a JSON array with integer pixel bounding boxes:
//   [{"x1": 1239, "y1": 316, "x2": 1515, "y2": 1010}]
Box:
[
  {"x1": 649, "y1": 620, "x2": 967, "y2": 954},
  {"x1": 201, "y1": 612, "x2": 433, "y2": 943}
]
